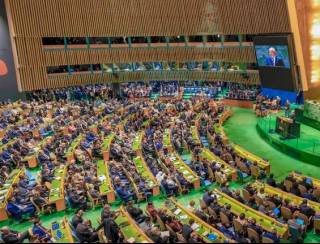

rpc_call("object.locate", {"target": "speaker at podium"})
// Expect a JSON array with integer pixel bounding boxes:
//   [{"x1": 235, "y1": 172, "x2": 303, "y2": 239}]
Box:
[{"x1": 275, "y1": 116, "x2": 301, "y2": 139}]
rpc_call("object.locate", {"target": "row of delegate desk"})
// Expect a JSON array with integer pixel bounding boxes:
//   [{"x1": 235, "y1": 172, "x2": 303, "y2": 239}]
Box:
[
  {"x1": 290, "y1": 172, "x2": 320, "y2": 189},
  {"x1": 192, "y1": 114, "x2": 237, "y2": 181},
  {"x1": 127, "y1": 120, "x2": 161, "y2": 197},
  {"x1": 113, "y1": 190, "x2": 297, "y2": 243},
  {"x1": 164, "y1": 198, "x2": 231, "y2": 243},
  {"x1": 116, "y1": 190, "x2": 291, "y2": 243},
  {"x1": 166, "y1": 113, "x2": 204, "y2": 188},
  {"x1": 192, "y1": 111, "x2": 268, "y2": 181},
  {"x1": 0, "y1": 169, "x2": 24, "y2": 221},
  {"x1": 100, "y1": 114, "x2": 139, "y2": 203},
  {"x1": 48, "y1": 131, "x2": 89, "y2": 211},
  {"x1": 100, "y1": 112, "x2": 150, "y2": 203},
  {"x1": 22, "y1": 135, "x2": 53, "y2": 168},
  {"x1": 49, "y1": 113, "x2": 115, "y2": 211},
  {"x1": 213, "y1": 189, "x2": 289, "y2": 239},
  {"x1": 163, "y1": 109, "x2": 270, "y2": 190},
  {"x1": 162, "y1": 124, "x2": 201, "y2": 189},
  {"x1": 115, "y1": 206, "x2": 153, "y2": 243},
  {"x1": 0, "y1": 165, "x2": 66, "y2": 220},
  {"x1": 252, "y1": 181, "x2": 320, "y2": 213},
  {"x1": 0, "y1": 140, "x2": 69, "y2": 221},
  {"x1": 0, "y1": 117, "x2": 54, "y2": 168},
  {"x1": 208, "y1": 111, "x2": 270, "y2": 174}
]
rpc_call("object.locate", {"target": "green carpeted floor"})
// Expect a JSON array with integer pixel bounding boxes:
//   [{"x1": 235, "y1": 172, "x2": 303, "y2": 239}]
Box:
[{"x1": 1, "y1": 107, "x2": 320, "y2": 243}]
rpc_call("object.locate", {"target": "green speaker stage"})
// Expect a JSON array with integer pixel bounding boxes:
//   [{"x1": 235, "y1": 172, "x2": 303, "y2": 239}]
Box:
[{"x1": 257, "y1": 113, "x2": 320, "y2": 166}]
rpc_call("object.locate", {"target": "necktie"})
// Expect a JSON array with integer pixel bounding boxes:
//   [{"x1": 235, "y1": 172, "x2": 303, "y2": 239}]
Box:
[{"x1": 273, "y1": 57, "x2": 276, "y2": 66}]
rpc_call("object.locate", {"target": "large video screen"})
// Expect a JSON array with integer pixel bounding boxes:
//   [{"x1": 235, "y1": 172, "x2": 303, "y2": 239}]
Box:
[
  {"x1": 254, "y1": 35, "x2": 297, "y2": 91},
  {"x1": 255, "y1": 45, "x2": 291, "y2": 69}
]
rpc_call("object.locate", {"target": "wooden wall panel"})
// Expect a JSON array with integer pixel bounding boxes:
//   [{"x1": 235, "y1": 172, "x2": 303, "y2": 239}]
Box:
[
  {"x1": 5, "y1": 0, "x2": 291, "y2": 90},
  {"x1": 8, "y1": 0, "x2": 291, "y2": 37},
  {"x1": 44, "y1": 71, "x2": 260, "y2": 90},
  {"x1": 44, "y1": 47, "x2": 257, "y2": 66},
  {"x1": 295, "y1": 0, "x2": 311, "y2": 85}
]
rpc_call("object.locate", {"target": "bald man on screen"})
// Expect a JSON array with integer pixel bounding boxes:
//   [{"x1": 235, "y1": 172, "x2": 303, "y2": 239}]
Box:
[{"x1": 265, "y1": 47, "x2": 285, "y2": 67}]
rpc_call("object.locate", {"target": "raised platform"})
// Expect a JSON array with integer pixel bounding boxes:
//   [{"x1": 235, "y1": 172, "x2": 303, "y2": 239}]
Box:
[{"x1": 257, "y1": 113, "x2": 320, "y2": 166}]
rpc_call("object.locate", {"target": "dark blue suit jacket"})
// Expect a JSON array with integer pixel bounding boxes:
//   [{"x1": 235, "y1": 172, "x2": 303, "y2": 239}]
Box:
[{"x1": 265, "y1": 56, "x2": 285, "y2": 67}]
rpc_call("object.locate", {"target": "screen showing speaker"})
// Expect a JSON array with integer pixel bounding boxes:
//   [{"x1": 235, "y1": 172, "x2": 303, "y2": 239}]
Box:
[
  {"x1": 254, "y1": 35, "x2": 297, "y2": 92},
  {"x1": 255, "y1": 45, "x2": 290, "y2": 69}
]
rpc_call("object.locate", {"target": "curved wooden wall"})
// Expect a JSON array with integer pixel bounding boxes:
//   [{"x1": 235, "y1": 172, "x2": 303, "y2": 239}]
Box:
[
  {"x1": 44, "y1": 47, "x2": 257, "y2": 67},
  {"x1": 5, "y1": 0, "x2": 292, "y2": 91},
  {"x1": 45, "y1": 71, "x2": 261, "y2": 90}
]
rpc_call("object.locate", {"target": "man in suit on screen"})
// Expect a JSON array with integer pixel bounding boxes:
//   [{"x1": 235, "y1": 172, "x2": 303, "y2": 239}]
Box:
[{"x1": 265, "y1": 47, "x2": 285, "y2": 67}]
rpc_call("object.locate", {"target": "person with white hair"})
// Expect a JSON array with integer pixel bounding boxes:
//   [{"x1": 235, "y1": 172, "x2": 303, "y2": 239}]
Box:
[{"x1": 265, "y1": 47, "x2": 285, "y2": 67}]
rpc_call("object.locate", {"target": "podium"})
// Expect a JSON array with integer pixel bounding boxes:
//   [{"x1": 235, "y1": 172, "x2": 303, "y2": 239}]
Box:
[{"x1": 275, "y1": 117, "x2": 301, "y2": 139}]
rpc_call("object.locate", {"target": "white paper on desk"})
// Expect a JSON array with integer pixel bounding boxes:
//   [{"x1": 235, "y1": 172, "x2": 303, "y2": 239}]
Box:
[
  {"x1": 127, "y1": 237, "x2": 135, "y2": 243},
  {"x1": 191, "y1": 223, "x2": 200, "y2": 230},
  {"x1": 99, "y1": 175, "x2": 106, "y2": 182},
  {"x1": 211, "y1": 194, "x2": 220, "y2": 199},
  {"x1": 174, "y1": 209, "x2": 181, "y2": 215},
  {"x1": 179, "y1": 215, "x2": 188, "y2": 220},
  {"x1": 161, "y1": 231, "x2": 170, "y2": 238}
]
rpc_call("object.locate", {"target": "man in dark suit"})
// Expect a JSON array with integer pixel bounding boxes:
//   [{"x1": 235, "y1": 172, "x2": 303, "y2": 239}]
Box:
[
  {"x1": 96, "y1": 212, "x2": 121, "y2": 243},
  {"x1": 265, "y1": 47, "x2": 285, "y2": 67},
  {"x1": 126, "y1": 201, "x2": 146, "y2": 224},
  {"x1": 71, "y1": 209, "x2": 84, "y2": 229},
  {"x1": 247, "y1": 218, "x2": 263, "y2": 235},
  {"x1": 299, "y1": 199, "x2": 315, "y2": 218},
  {"x1": 76, "y1": 220, "x2": 99, "y2": 243},
  {"x1": 202, "y1": 190, "x2": 215, "y2": 206},
  {"x1": 0, "y1": 227, "x2": 31, "y2": 243},
  {"x1": 182, "y1": 219, "x2": 194, "y2": 242},
  {"x1": 262, "y1": 228, "x2": 280, "y2": 243}
]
